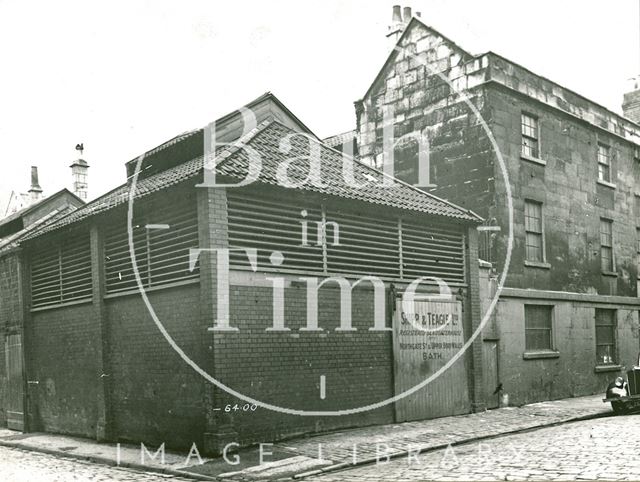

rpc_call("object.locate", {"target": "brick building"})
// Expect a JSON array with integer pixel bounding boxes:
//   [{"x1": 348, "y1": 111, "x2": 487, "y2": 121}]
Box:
[
  {"x1": 338, "y1": 7, "x2": 640, "y2": 406},
  {"x1": 0, "y1": 187, "x2": 84, "y2": 429},
  {"x1": 1, "y1": 93, "x2": 487, "y2": 452}
]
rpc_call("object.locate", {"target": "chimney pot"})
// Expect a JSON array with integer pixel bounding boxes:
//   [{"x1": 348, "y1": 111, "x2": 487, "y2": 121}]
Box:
[
  {"x1": 403, "y1": 6, "x2": 412, "y2": 22},
  {"x1": 392, "y1": 5, "x2": 402, "y2": 23}
]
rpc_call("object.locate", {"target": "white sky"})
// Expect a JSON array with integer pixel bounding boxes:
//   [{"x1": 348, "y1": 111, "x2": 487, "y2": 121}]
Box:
[{"x1": 0, "y1": 0, "x2": 637, "y2": 207}]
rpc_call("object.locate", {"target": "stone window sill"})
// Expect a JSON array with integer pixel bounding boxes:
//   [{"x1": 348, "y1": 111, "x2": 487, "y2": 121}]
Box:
[
  {"x1": 594, "y1": 364, "x2": 623, "y2": 373},
  {"x1": 521, "y1": 154, "x2": 547, "y2": 166},
  {"x1": 525, "y1": 261, "x2": 551, "y2": 269},
  {"x1": 523, "y1": 350, "x2": 560, "y2": 360},
  {"x1": 597, "y1": 179, "x2": 616, "y2": 189},
  {"x1": 601, "y1": 271, "x2": 618, "y2": 278}
]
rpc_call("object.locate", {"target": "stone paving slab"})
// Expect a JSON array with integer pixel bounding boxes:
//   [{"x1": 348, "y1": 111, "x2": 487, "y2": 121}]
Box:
[
  {"x1": 0, "y1": 394, "x2": 612, "y2": 481},
  {"x1": 187, "y1": 395, "x2": 611, "y2": 479},
  {"x1": 0, "y1": 431, "x2": 215, "y2": 480}
]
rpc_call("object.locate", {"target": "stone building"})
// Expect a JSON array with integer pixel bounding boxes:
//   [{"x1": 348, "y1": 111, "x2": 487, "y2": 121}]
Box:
[
  {"x1": 336, "y1": 7, "x2": 640, "y2": 406},
  {"x1": 1, "y1": 93, "x2": 486, "y2": 452}
]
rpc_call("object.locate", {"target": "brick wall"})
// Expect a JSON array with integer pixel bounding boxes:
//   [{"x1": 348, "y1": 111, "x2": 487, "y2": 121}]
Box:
[
  {"x1": 28, "y1": 303, "x2": 100, "y2": 437},
  {"x1": 0, "y1": 254, "x2": 21, "y2": 333},
  {"x1": 0, "y1": 253, "x2": 21, "y2": 426},
  {"x1": 212, "y1": 279, "x2": 395, "y2": 445},
  {"x1": 106, "y1": 284, "x2": 205, "y2": 450}
]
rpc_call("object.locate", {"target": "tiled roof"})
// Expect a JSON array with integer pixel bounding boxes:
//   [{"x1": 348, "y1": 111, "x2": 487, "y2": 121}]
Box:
[
  {"x1": 26, "y1": 119, "x2": 480, "y2": 240},
  {"x1": 323, "y1": 130, "x2": 356, "y2": 148},
  {"x1": 0, "y1": 189, "x2": 83, "y2": 228},
  {"x1": 25, "y1": 154, "x2": 205, "y2": 239},
  {"x1": 217, "y1": 121, "x2": 481, "y2": 222},
  {"x1": 0, "y1": 206, "x2": 77, "y2": 253}
]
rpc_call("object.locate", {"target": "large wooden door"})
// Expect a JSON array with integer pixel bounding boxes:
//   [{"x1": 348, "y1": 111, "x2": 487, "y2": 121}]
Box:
[
  {"x1": 393, "y1": 299, "x2": 470, "y2": 422},
  {"x1": 5, "y1": 334, "x2": 24, "y2": 431}
]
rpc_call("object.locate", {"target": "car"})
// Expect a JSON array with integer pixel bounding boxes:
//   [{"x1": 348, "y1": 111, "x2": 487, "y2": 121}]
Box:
[{"x1": 603, "y1": 354, "x2": 640, "y2": 414}]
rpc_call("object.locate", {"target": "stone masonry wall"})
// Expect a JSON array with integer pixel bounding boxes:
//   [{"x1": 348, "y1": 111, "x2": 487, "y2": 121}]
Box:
[
  {"x1": 487, "y1": 85, "x2": 639, "y2": 296},
  {"x1": 497, "y1": 294, "x2": 640, "y2": 405},
  {"x1": 357, "y1": 22, "x2": 496, "y2": 220}
]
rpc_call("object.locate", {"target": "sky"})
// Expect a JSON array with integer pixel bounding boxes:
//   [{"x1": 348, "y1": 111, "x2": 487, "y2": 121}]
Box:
[{"x1": 0, "y1": 0, "x2": 638, "y2": 208}]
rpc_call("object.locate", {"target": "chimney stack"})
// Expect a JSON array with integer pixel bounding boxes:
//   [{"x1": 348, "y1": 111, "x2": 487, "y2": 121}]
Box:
[
  {"x1": 622, "y1": 77, "x2": 640, "y2": 124},
  {"x1": 70, "y1": 145, "x2": 89, "y2": 200},
  {"x1": 403, "y1": 6, "x2": 412, "y2": 22},
  {"x1": 392, "y1": 5, "x2": 402, "y2": 23},
  {"x1": 387, "y1": 5, "x2": 412, "y2": 47},
  {"x1": 28, "y1": 166, "x2": 43, "y2": 202}
]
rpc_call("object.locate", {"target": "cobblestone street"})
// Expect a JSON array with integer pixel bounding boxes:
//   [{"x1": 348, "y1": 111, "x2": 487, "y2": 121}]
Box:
[
  {"x1": 0, "y1": 446, "x2": 191, "y2": 482},
  {"x1": 309, "y1": 414, "x2": 640, "y2": 481}
]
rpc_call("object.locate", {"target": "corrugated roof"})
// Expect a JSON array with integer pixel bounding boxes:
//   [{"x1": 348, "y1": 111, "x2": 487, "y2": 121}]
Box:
[{"x1": 26, "y1": 119, "x2": 480, "y2": 240}]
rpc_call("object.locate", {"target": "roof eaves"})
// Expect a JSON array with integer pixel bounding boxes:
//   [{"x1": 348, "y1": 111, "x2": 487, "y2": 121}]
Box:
[
  {"x1": 350, "y1": 148, "x2": 482, "y2": 223},
  {"x1": 126, "y1": 92, "x2": 319, "y2": 167},
  {"x1": 307, "y1": 126, "x2": 482, "y2": 223},
  {"x1": 323, "y1": 130, "x2": 356, "y2": 147},
  {"x1": 483, "y1": 51, "x2": 640, "y2": 132},
  {"x1": 0, "y1": 188, "x2": 84, "y2": 228},
  {"x1": 0, "y1": 206, "x2": 77, "y2": 253}
]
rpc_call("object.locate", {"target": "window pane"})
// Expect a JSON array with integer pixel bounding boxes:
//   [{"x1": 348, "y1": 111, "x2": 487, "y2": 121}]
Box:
[
  {"x1": 597, "y1": 144, "x2": 611, "y2": 182},
  {"x1": 636, "y1": 228, "x2": 640, "y2": 276},
  {"x1": 526, "y1": 233, "x2": 542, "y2": 262},
  {"x1": 525, "y1": 201, "x2": 543, "y2": 262},
  {"x1": 595, "y1": 309, "x2": 616, "y2": 364},
  {"x1": 525, "y1": 305, "x2": 553, "y2": 351},
  {"x1": 595, "y1": 308, "x2": 615, "y2": 325},
  {"x1": 521, "y1": 114, "x2": 539, "y2": 158},
  {"x1": 598, "y1": 163, "x2": 611, "y2": 182},
  {"x1": 526, "y1": 329, "x2": 551, "y2": 351},
  {"x1": 596, "y1": 326, "x2": 614, "y2": 344},
  {"x1": 522, "y1": 137, "x2": 539, "y2": 158},
  {"x1": 596, "y1": 345, "x2": 614, "y2": 364},
  {"x1": 599, "y1": 220, "x2": 613, "y2": 271},
  {"x1": 521, "y1": 114, "x2": 538, "y2": 138},
  {"x1": 601, "y1": 247, "x2": 613, "y2": 272}
]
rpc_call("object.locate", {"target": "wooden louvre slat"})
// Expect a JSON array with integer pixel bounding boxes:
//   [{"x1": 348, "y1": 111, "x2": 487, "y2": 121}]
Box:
[
  {"x1": 228, "y1": 192, "x2": 467, "y2": 284},
  {"x1": 326, "y1": 210, "x2": 400, "y2": 279},
  {"x1": 31, "y1": 230, "x2": 92, "y2": 308},
  {"x1": 401, "y1": 219, "x2": 465, "y2": 284},
  {"x1": 227, "y1": 191, "x2": 324, "y2": 273},
  {"x1": 104, "y1": 195, "x2": 199, "y2": 293}
]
